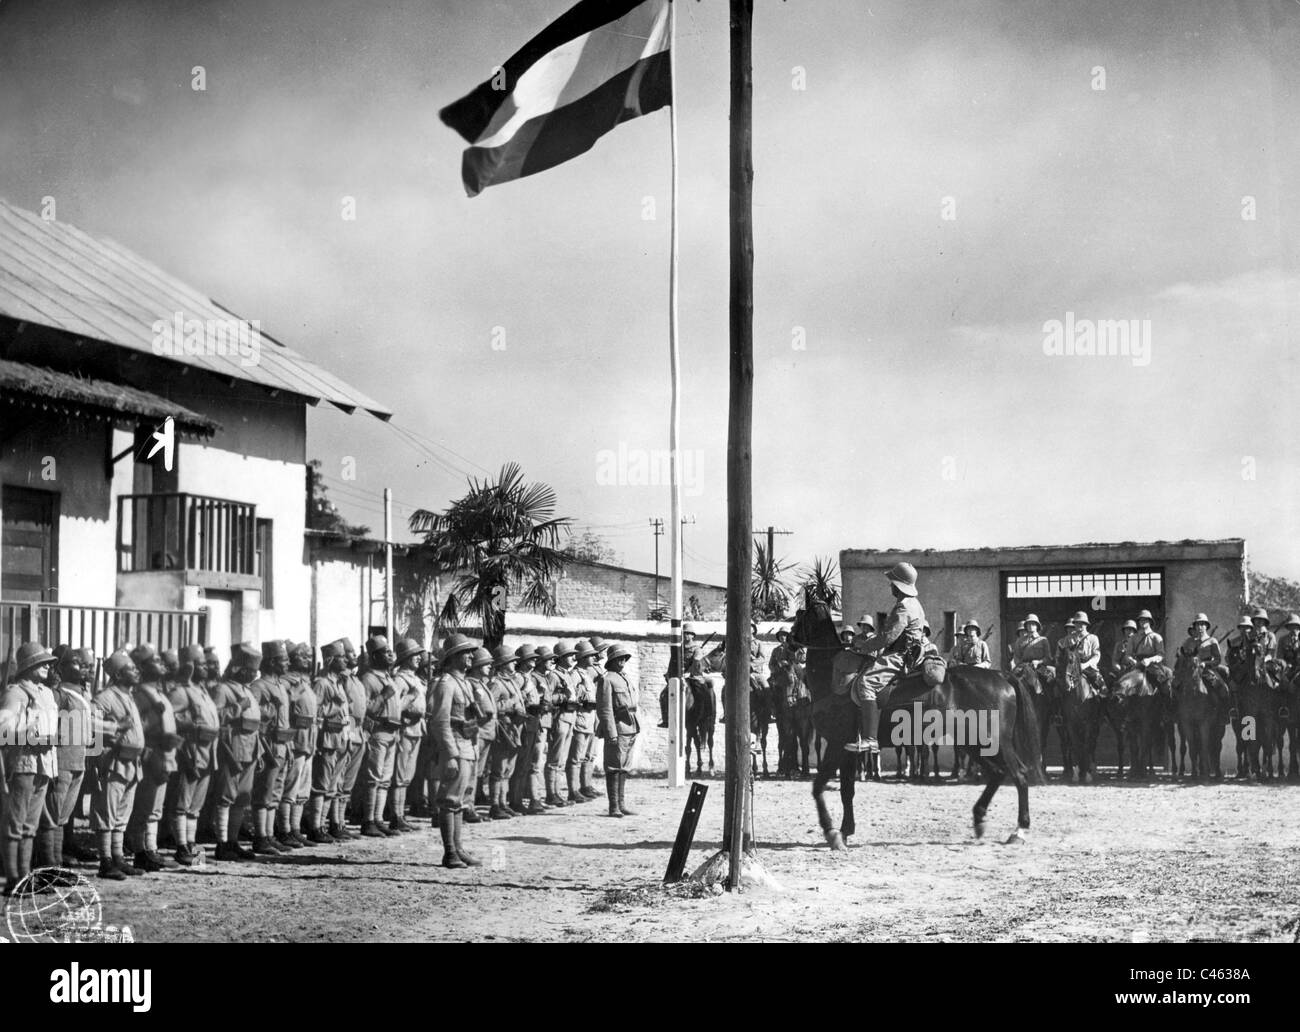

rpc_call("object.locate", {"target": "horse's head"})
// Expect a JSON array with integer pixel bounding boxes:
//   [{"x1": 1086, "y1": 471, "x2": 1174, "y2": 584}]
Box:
[{"x1": 1115, "y1": 667, "x2": 1152, "y2": 699}]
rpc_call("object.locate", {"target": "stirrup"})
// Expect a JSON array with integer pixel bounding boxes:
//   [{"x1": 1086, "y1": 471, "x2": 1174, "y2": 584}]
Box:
[{"x1": 844, "y1": 736, "x2": 869, "y2": 753}]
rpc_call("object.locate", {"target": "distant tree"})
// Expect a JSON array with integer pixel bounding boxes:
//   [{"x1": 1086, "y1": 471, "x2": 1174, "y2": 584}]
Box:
[
  {"x1": 408, "y1": 462, "x2": 572, "y2": 648},
  {"x1": 1248, "y1": 569, "x2": 1300, "y2": 617},
  {"x1": 687, "y1": 594, "x2": 705, "y2": 622},
  {"x1": 798, "y1": 555, "x2": 842, "y2": 611},
  {"x1": 562, "y1": 530, "x2": 621, "y2": 565},
  {"x1": 752, "y1": 542, "x2": 796, "y2": 618},
  {"x1": 306, "y1": 459, "x2": 370, "y2": 537}
]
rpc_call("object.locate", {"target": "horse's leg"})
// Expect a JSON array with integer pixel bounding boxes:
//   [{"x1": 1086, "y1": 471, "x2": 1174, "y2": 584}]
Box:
[
  {"x1": 839, "y1": 750, "x2": 856, "y2": 840},
  {"x1": 972, "y1": 763, "x2": 1001, "y2": 840},
  {"x1": 761, "y1": 724, "x2": 770, "y2": 777},
  {"x1": 707, "y1": 728, "x2": 715, "y2": 773},
  {"x1": 813, "y1": 742, "x2": 846, "y2": 851}
]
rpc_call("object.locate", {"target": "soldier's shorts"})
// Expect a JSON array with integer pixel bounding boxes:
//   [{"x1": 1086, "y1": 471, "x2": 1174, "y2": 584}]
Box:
[
  {"x1": 364, "y1": 730, "x2": 398, "y2": 787},
  {"x1": 567, "y1": 731, "x2": 593, "y2": 771},
  {"x1": 436, "y1": 756, "x2": 474, "y2": 812},
  {"x1": 171, "y1": 769, "x2": 212, "y2": 820},
  {"x1": 312, "y1": 747, "x2": 346, "y2": 800},
  {"x1": 91, "y1": 767, "x2": 141, "y2": 834},
  {"x1": 253, "y1": 742, "x2": 291, "y2": 808},
  {"x1": 392, "y1": 734, "x2": 421, "y2": 789},
  {"x1": 216, "y1": 758, "x2": 256, "y2": 808},
  {"x1": 282, "y1": 753, "x2": 309, "y2": 806},
  {"x1": 850, "y1": 653, "x2": 907, "y2": 706},
  {"x1": 127, "y1": 767, "x2": 171, "y2": 835},
  {"x1": 603, "y1": 734, "x2": 636, "y2": 774},
  {"x1": 4, "y1": 771, "x2": 51, "y2": 841},
  {"x1": 39, "y1": 768, "x2": 84, "y2": 831},
  {"x1": 547, "y1": 722, "x2": 573, "y2": 775},
  {"x1": 339, "y1": 735, "x2": 367, "y2": 794},
  {"x1": 490, "y1": 738, "x2": 519, "y2": 781}
]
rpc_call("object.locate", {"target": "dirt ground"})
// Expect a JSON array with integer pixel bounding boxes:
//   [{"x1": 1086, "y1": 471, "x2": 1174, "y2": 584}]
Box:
[{"x1": 61, "y1": 767, "x2": 1300, "y2": 943}]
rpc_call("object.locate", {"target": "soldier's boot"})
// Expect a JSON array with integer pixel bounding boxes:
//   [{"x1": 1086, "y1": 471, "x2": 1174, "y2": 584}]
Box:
[
  {"x1": 274, "y1": 803, "x2": 300, "y2": 849},
  {"x1": 172, "y1": 815, "x2": 196, "y2": 865},
  {"x1": 186, "y1": 815, "x2": 202, "y2": 862},
  {"x1": 544, "y1": 770, "x2": 567, "y2": 808},
  {"x1": 580, "y1": 761, "x2": 599, "y2": 799},
  {"x1": 65, "y1": 822, "x2": 100, "y2": 862},
  {"x1": 308, "y1": 797, "x2": 333, "y2": 844},
  {"x1": 147, "y1": 822, "x2": 180, "y2": 868},
  {"x1": 439, "y1": 812, "x2": 466, "y2": 869},
  {"x1": 389, "y1": 787, "x2": 415, "y2": 832},
  {"x1": 228, "y1": 806, "x2": 256, "y2": 859},
  {"x1": 1, "y1": 837, "x2": 20, "y2": 896},
  {"x1": 605, "y1": 773, "x2": 623, "y2": 817},
  {"x1": 488, "y1": 780, "x2": 512, "y2": 820},
  {"x1": 452, "y1": 811, "x2": 481, "y2": 867},
  {"x1": 111, "y1": 831, "x2": 144, "y2": 876},
  {"x1": 290, "y1": 802, "x2": 311, "y2": 846},
  {"x1": 373, "y1": 786, "x2": 395, "y2": 835},
  {"x1": 526, "y1": 797, "x2": 549, "y2": 816},
  {"x1": 95, "y1": 831, "x2": 125, "y2": 881},
  {"x1": 566, "y1": 765, "x2": 586, "y2": 804},
  {"x1": 617, "y1": 773, "x2": 636, "y2": 817}
]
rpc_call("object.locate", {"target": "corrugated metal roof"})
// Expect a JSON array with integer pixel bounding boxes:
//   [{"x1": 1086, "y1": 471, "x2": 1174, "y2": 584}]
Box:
[
  {"x1": 0, "y1": 357, "x2": 219, "y2": 436},
  {"x1": 0, "y1": 199, "x2": 391, "y2": 420}
]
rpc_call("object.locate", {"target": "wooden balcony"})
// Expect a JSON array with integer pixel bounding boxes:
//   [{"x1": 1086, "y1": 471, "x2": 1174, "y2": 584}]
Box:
[
  {"x1": 117, "y1": 493, "x2": 259, "y2": 587},
  {"x1": 1, "y1": 600, "x2": 208, "y2": 673}
]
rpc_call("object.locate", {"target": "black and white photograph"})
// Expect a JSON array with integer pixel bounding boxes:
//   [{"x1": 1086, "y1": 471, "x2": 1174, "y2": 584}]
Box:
[{"x1": 0, "y1": 0, "x2": 1296, "y2": 981}]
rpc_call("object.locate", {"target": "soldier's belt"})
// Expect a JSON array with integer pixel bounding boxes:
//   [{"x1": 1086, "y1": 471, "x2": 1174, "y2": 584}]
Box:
[
  {"x1": 320, "y1": 717, "x2": 346, "y2": 734},
  {"x1": 273, "y1": 727, "x2": 296, "y2": 744},
  {"x1": 187, "y1": 726, "x2": 220, "y2": 744},
  {"x1": 115, "y1": 743, "x2": 144, "y2": 762},
  {"x1": 237, "y1": 715, "x2": 261, "y2": 733},
  {"x1": 290, "y1": 713, "x2": 315, "y2": 730}
]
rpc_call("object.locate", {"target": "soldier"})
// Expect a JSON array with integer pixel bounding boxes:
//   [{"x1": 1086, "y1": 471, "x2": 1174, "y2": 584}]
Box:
[
  {"x1": 165, "y1": 644, "x2": 220, "y2": 866},
  {"x1": 1, "y1": 642, "x2": 60, "y2": 895},
  {"x1": 1111, "y1": 619, "x2": 1139, "y2": 678},
  {"x1": 359, "y1": 635, "x2": 401, "y2": 838},
  {"x1": 511, "y1": 644, "x2": 551, "y2": 815},
  {"x1": 211, "y1": 642, "x2": 263, "y2": 862},
  {"x1": 839, "y1": 626, "x2": 856, "y2": 647},
  {"x1": 89, "y1": 649, "x2": 147, "y2": 880},
  {"x1": 388, "y1": 638, "x2": 428, "y2": 833},
  {"x1": 278, "y1": 641, "x2": 318, "y2": 848},
  {"x1": 1179, "y1": 613, "x2": 1226, "y2": 686},
  {"x1": 160, "y1": 649, "x2": 180, "y2": 687},
  {"x1": 1132, "y1": 609, "x2": 1169, "y2": 687},
  {"x1": 596, "y1": 643, "x2": 639, "y2": 818},
  {"x1": 466, "y1": 647, "x2": 497, "y2": 821},
  {"x1": 659, "y1": 625, "x2": 698, "y2": 728},
  {"x1": 1063, "y1": 612, "x2": 1105, "y2": 690},
  {"x1": 846, "y1": 563, "x2": 927, "y2": 753},
  {"x1": 546, "y1": 640, "x2": 578, "y2": 807},
  {"x1": 308, "y1": 640, "x2": 351, "y2": 842},
  {"x1": 569, "y1": 639, "x2": 600, "y2": 803},
  {"x1": 1277, "y1": 613, "x2": 1300, "y2": 674},
  {"x1": 334, "y1": 639, "x2": 368, "y2": 839},
  {"x1": 203, "y1": 647, "x2": 223, "y2": 690},
  {"x1": 489, "y1": 645, "x2": 525, "y2": 819},
  {"x1": 36, "y1": 647, "x2": 95, "y2": 875},
  {"x1": 248, "y1": 640, "x2": 293, "y2": 855},
  {"x1": 125, "y1": 643, "x2": 181, "y2": 872},
  {"x1": 430, "y1": 634, "x2": 481, "y2": 868},
  {"x1": 1249, "y1": 606, "x2": 1277, "y2": 659},
  {"x1": 950, "y1": 621, "x2": 991, "y2": 667},
  {"x1": 856, "y1": 614, "x2": 876, "y2": 638}
]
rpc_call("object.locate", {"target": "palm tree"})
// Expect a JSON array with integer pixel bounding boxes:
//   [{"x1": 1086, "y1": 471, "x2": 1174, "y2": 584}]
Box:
[
  {"x1": 408, "y1": 463, "x2": 572, "y2": 648},
  {"x1": 752, "y1": 541, "x2": 796, "y2": 619},
  {"x1": 798, "y1": 555, "x2": 841, "y2": 611}
]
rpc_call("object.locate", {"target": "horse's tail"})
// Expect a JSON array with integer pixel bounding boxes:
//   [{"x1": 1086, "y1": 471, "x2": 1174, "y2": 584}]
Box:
[{"x1": 1008, "y1": 672, "x2": 1046, "y2": 785}]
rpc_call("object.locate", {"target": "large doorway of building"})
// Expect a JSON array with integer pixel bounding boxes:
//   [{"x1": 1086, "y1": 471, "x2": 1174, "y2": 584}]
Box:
[
  {"x1": 1001, "y1": 567, "x2": 1165, "y2": 770},
  {"x1": 2, "y1": 485, "x2": 59, "y2": 602}
]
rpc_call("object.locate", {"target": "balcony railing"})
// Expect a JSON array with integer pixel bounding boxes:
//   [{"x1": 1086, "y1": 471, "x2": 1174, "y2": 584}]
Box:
[
  {"x1": 117, "y1": 492, "x2": 257, "y2": 576},
  {"x1": 1, "y1": 600, "x2": 208, "y2": 674}
]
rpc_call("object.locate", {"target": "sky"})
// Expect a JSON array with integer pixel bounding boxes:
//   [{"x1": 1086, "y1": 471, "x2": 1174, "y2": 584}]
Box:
[{"x1": 1, "y1": 0, "x2": 1297, "y2": 585}]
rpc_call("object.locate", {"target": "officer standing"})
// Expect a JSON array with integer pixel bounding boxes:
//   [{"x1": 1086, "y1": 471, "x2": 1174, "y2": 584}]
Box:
[
  {"x1": 279, "y1": 641, "x2": 318, "y2": 848},
  {"x1": 1, "y1": 642, "x2": 59, "y2": 895},
  {"x1": 359, "y1": 635, "x2": 401, "y2": 837},
  {"x1": 211, "y1": 642, "x2": 263, "y2": 862},
  {"x1": 36, "y1": 647, "x2": 95, "y2": 875},
  {"x1": 596, "y1": 644, "x2": 639, "y2": 818},
  {"x1": 166, "y1": 644, "x2": 220, "y2": 866},
  {"x1": 543, "y1": 642, "x2": 576, "y2": 807},
  {"x1": 125, "y1": 644, "x2": 181, "y2": 871},
  {"x1": 249, "y1": 640, "x2": 292, "y2": 855},
  {"x1": 310, "y1": 640, "x2": 352, "y2": 842},
  {"x1": 334, "y1": 639, "x2": 367, "y2": 839},
  {"x1": 466, "y1": 647, "x2": 497, "y2": 821},
  {"x1": 489, "y1": 645, "x2": 525, "y2": 819},
  {"x1": 388, "y1": 638, "x2": 428, "y2": 833},
  {"x1": 569, "y1": 640, "x2": 600, "y2": 803},
  {"x1": 950, "y1": 621, "x2": 991, "y2": 667},
  {"x1": 90, "y1": 649, "x2": 147, "y2": 879},
  {"x1": 430, "y1": 634, "x2": 481, "y2": 868}
]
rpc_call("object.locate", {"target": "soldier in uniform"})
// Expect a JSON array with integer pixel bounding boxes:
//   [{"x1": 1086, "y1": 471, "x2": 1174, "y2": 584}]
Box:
[
  {"x1": 569, "y1": 639, "x2": 600, "y2": 802},
  {"x1": 488, "y1": 645, "x2": 525, "y2": 819},
  {"x1": 845, "y1": 563, "x2": 927, "y2": 753},
  {"x1": 334, "y1": 639, "x2": 367, "y2": 839},
  {"x1": 1110, "y1": 620, "x2": 1139, "y2": 679},
  {"x1": 248, "y1": 640, "x2": 292, "y2": 855},
  {"x1": 1178, "y1": 614, "x2": 1226, "y2": 689},
  {"x1": 1, "y1": 642, "x2": 60, "y2": 895},
  {"x1": 430, "y1": 634, "x2": 481, "y2": 868},
  {"x1": 89, "y1": 650, "x2": 147, "y2": 880},
  {"x1": 211, "y1": 642, "x2": 263, "y2": 862},
  {"x1": 659, "y1": 625, "x2": 698, "y2": 728},
  {"x1": 511, "y1": 644, "x2": 551, "y2": 815},
  {"x1": 1011, "y1": 615, "x2": 1051, "y2": 673},
  {"x1": 36, "y1": 647, "x2": 95, "y2": 875},
  {"x1": 1132, "y1": 610, "x2": 1168, "y2": 687},
  {"x1": 160, "y1": 649, "x2": 180, "y2": 688},
  {"x1": 166, "y1": 644, "x2": 220, "y2": 866},
  {"x1": 203, "y1": 647, "x2": 223, "y2": 689},
  {"x1": 358, "y1": 635, "x2": 401, "y2": 837},
  {"x1": 388, "y1": 638, "x2": 428, "y2": 833},
  {"x1": 1249, "y1": 605, "x2": 1277, "y2": 658},
  {"x1": 1277, "y1": 613, "x2": 1300, "y2": 675},
  {"x1": 1063, "y1": 612, "x2": 1105, "y2": 690},
  {"x1": 546, "y1": 640, "x2": 578, "y2": 807},
  {"x1": 465, "y1": 647, "x2": 497, "y2": 821},
  {"x1": 839, "y1": 626, "x2": 856, "y2": 647},
  {"x1": 950, "y1": 621, "x2": 991, "y2": 667},
  {"x1": 278, "y1": 641, "x2": 318, "y2": 848},
  {"x1": 125, "y1": 644, "x2": 181, "y2": 871},
  {"x1": 596, "y1": 643, "x2": 639, "y2": 818},
  {"x1": 308, "y1": 640, "x2": 351, "y2": 841}
]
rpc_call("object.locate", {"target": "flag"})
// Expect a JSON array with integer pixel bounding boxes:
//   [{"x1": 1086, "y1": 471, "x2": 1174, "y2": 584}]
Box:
[{"x1": 440, "y1": 0, "x2": 671, "y2": 197}]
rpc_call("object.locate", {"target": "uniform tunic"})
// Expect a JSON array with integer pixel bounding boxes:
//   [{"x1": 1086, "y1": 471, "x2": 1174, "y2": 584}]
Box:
[
  {"x1": 211, "y1": 679, "x2": 262, "y2": 807},
  {"x1": 849, "y1": 595, "x2": 927, "y2": 700},
  {"x1": 569, "y1": 665, "x2": 599, "y2": 776},
  {"x1": 251, "y1": 673, "x2": 292, "y2": 809},
  {"x1": 339, "y1": 670, "x2": 370, "y2": 797},
  {"x1": 392, "y1": 668, "x2": 426, "y2": 790},
  {"x1": 283, "y1": 669, "x2": 318, "y2": 806},
  {"x1": 430, "y1": 669, "x2": 477, "y2": 811},
  {"x1": 512, "y1": 669, "x2": 549, "y2": 804},
  {"x1": 41, "y1": 680, "x2": 94, "y2": 832},
  {"x1": 595, "y1": 669, "x2": 639, "y2": 773},
  {"x1": 949, "y1": 638, "x2": 991, "y2": 667},
  {"x1": 362, "y1": 668, "x2": 402, "y2": 788},
  {"x1": 128, "y1": 679, "x2": 180, "y2": 839},
  {"x1": 167, "y1": 679, "x2": 220, "y2": 817},
  {"x1": 1, "y1": 677, "x2": 59, "y2": 843},
  {"x1": 547, "y1": 666, "x2": 577, "y2": 777},
  {"x1": 490, "y1": 672, "x2": 525, "y2": 780},
  {"x1": 311, "y1": 671, "x2": 352, "y2": 801},
  {"x1": 467, "y1": 673, "x2": 496, "y2": 804},
  {"x1": 91, "y1": 684, "x2": 145, "y2": 834}
]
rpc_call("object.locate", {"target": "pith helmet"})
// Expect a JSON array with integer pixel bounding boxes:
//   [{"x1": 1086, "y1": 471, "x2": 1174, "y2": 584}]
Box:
[
  {"x1": 179, "y1": 643, "x2": 205, "y2": 666},
  {"x1": 553, "y1": 640, "x2": 577, "y2": 658},
  {"x1": 857, "y1": 613, "x2": 875, "y2": 629},
  {"x1": 515, "y1": 643, "x2": 537, "y2": 661},
  {"x1": 963, "y1": 620, "x2": 981, "y2": 634},
  {"x1": 533, "y1": 645, "x2": 554, "y2": 662},
  {"x1": 1236, "y1": 616, "x2": 1252, "y2": 629},
  {"x1": 14, "y1": 641, "x2": 56, "y2": 678},
  {"x1": 1286, "y1": 613, "x2": 1300, "y2": 629},
  {"x1": 395, "y1": 638, "x2": 426, "y2": 663},
  {"x1": 366, "y1": 634, "x2": 391, "y2": 655},
  {"x1": 1135, "y1": 610, "x2": 1155, "y2": 623},
  {"x1": 440, "y1": 634, "x2": 477, "y2": 661},
  {"x1": 491, "y1": 644, "x2": 517, "y2": 667},
  {"x1": 1192, "y1": 613, "x2": 1211, "y2": 626},
  {"x1": 606, "y1": 643, "x2": 633, "y2": 664},
  {"x1": 103, "y1": 649, "x2": 134, "y2": 679},
  {"x1": 1070, "y1": 611, "x2": 1090, "y2": 626},
  {"x1": 1015, "y1": 621, "x2": 1026, "y2": 632},
  {"x1": 161, "y1": 648, "x2": 179, "y2": 671},
  {"x1": 884, "y1": 561, "x2": 918, "y2": 596},
  {"x1": 130, "y1": 643, "x2": 159, "y2": 665},
  {"x1": 1122, "y1": 619, "x2": 1138, "y2": 631},
  {"x1": 1024, "y1": 614, "x2": 1041, "y2": 629},
  {"x1": 574, "y1": 639, "x2": 597, "y2": 659},
  {"x1": 1250, "y1": 606, "x2": 1269, "y2": 623},
  {"x1": 470, "y1": 647, "x2": 493, "y2": 670},
  {"x1": 588, "y1": 636, "x2": 609, "y2": 654}
]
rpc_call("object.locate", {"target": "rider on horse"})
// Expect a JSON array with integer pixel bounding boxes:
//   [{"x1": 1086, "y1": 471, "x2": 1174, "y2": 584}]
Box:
[
  {"x1": 1131, "y1": 610, "x2": 1169, "y2": 688},
  {"x1": 844, "y1": 562, "x2": 926, "y2": 754},
  {"x1": 1011, "y1": 614, "x2": 1051, "y2": 688},
  {"x1": 950, "y1": 620, "x2": 991, "y2": 667},
  {"x1": 1063, "y1": 611, "x2": 1106, "y2": 692}
]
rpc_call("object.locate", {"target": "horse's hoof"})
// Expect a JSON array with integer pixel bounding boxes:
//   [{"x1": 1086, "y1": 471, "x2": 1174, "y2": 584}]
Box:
[
  {"x1": 973, "y1": 820, "x2": 986, "y2": 840},
  {"x1": 825, "y1": 829, "x2": 847, "y2": 851},
  {"x1": 1004, "y1": 828, "x2": 1028, "y2": 846}
]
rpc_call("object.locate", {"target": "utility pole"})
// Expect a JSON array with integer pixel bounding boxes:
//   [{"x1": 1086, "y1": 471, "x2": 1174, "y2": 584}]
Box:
[
  {"x1": 383, "y1": 487, "x2": 394, "y2": 642},
  {"x1": 649, "y1": 517, "x2": 665, "y2": 609},
  {"x1": 752, "y1": 525, "x2": 792, "y2": 561}
]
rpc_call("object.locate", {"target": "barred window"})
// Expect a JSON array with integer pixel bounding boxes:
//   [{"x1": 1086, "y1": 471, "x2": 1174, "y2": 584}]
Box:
[{"x1": 1004, "y1": 569, "x2": 1162, "y2": 599}]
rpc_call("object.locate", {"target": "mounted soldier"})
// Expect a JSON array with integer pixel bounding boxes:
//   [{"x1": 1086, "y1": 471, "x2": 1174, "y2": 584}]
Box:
[
  {"x1": 1110, "y1": 619, "x2": 1138, "y2": 680},
  {"x1": 1277, "y1": 613, "x2": 1300, "y2": 675},
  {"x1": 1011, "y1": 614, "x2": 1051, "y2": 687},
  {"x1": 844, "y1": 562, "x2": 926, "y2": 754},
  {"x1": 1131, "y1": 610, "x2": 1169, "y2": 689},
  {"x1": 950, "y1": 620, "x2": 991, "y2": 667},
  {"x1": 1063, "y1": 612, "x2": 1104, "y2": 692}
]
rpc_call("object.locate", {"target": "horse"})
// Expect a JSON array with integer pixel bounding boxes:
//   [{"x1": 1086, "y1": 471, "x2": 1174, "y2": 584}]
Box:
[
  {"x1": 771, "y1": 659, "x2": 815, "y2": 778},
  {"x1": 1280, "y1": 671, "x2": 1299, "y2": 781},
  {"x1": 1012, "y1": 663, "x2": 1071, "y2": 778},
  {"x1": 1114, "y1": 666, "x2": 1171, "y2": 779},
  {"x1": 1172, "y1": 653, "x2": 1224, "y2": 781},
  {"x1": 1236, "y1": 652, "x2": 1281, "y2": 781},
  {"x1": 749, "y1": 674, "x2": 776, "y2": 778},
  {"x1": 791, "y1": 601, "x2": 1043, "y2": 850},
  {"x1": 682, "y1": 673, "x2": 717, "y2": 775},
  {"x1": 1096, "y1": 682, "x2": 1127, "y2": 779},
  {"x1": 1058, "y1": 651, "x2": 1102, "y2": 784}
]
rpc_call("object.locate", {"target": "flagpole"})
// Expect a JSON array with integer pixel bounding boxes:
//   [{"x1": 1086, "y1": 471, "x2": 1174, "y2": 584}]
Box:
[{"x1": 666, "y1": 0, "x2": 686, "y2": 790}]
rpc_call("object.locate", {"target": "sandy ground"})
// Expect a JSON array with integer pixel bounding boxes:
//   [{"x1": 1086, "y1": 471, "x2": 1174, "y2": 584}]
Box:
[{"x1": 52, "y1": 766, "x2": 1300, "y2": 943}]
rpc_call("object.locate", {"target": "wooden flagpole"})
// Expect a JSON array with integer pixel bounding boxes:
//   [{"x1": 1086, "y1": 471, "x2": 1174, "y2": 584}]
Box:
[
  {"x1": 666, "y1": 0, "x2": 686, "y2": 789},
  {"x1": 724, "y1": 0, "x2": 754, "y2": 891}
]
